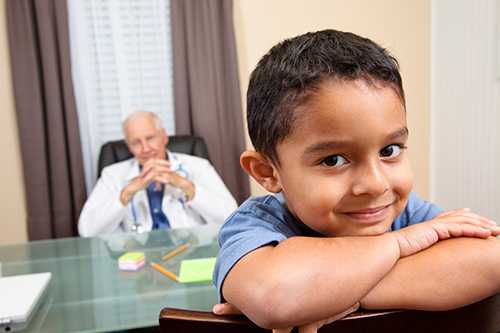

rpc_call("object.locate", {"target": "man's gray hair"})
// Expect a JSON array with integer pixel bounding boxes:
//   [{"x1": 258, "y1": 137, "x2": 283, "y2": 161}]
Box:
[{"x1": 122, "y1": 111, "x2": 163, "y2": 134}]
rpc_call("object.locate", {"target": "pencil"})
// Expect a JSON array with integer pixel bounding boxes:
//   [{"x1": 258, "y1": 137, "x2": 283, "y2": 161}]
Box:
[
  {"x1": 150, "y1": 262, "x2": 178, "y2": 282},
  {"x1": 162, "y1": 243, "x2": 189, "y2": 261}
]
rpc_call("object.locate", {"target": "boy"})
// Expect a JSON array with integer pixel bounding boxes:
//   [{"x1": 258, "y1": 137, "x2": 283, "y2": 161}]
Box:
[{"x1": 213, "y1": 30, "x2": 500, "y2": 331}]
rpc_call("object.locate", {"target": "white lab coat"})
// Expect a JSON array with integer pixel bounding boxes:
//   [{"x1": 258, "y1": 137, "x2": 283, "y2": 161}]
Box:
[{"x1": 78, "y1": 151, "x2": 238, "y2": 237}]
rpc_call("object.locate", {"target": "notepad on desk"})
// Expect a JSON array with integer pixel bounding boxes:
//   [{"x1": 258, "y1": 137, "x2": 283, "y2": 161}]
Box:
[
  {"x1": 118, "y1": 252, "x2": 145, "y2": 271},
  {"x1": 0, "y1": 272, "x2": 51, "y2": 332},
  {"x1": 178, "y1": 257, "x2": 216, "y2": 283}
]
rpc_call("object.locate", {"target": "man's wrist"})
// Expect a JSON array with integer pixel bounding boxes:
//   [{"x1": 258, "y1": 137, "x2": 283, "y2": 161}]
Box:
[
  {"x1": 180, "y1": 179, "x2": 195, "y2": 202},
  {"x1": 120, "y1": 188, "x2": 133, "y2": 205}
]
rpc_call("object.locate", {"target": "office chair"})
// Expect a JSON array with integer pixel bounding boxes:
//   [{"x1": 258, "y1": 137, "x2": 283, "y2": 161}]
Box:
[
  {"x1": 159, "y1": 293, "x2": 500, "y2": 333},
  {"x1": 97, "y1": 135, "x2": 210, "y2": 178}
]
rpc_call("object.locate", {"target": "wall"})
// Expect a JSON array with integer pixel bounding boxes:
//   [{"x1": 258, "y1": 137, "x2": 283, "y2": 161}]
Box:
[
  {"x1": 234, "y1": 0, "x2": 431, "y2": 198},
  {"x1": 431, "y1": 0, "x2": 500, "y2": 222},
  {"x1": 0, "y1": 0, "x2": 28, "y2": 244}
]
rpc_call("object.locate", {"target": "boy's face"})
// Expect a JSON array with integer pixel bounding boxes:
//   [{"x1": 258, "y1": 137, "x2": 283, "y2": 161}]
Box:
[{"x1": 274, "y1": 79, "x2": 413, "y2": 237}]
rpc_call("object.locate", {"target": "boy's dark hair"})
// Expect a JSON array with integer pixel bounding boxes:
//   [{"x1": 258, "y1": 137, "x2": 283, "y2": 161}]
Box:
[{"x1": 247, "y1": 29, "x2": 405, "y2": 164}]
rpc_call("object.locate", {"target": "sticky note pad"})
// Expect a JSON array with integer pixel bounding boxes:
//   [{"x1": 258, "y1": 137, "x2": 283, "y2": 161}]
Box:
[
  {"x1": 118, "y1": 252, "x2": 145, "y2": 271},
  {"x1": 178, "y1": 257, "x2": 216, "y2": 283}
]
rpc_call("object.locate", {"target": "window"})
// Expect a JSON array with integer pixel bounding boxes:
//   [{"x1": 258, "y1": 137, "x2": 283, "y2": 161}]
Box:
[{"x1": 68, "y1": 0, "x2": 175, "y2": 191}]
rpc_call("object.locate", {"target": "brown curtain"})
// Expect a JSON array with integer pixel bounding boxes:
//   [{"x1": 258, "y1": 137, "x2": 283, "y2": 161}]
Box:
[
  {"x1": 171, "y1": 0, "x2": 250, "y2": 204},
  {"x1": 6, "y1": 0, "x2": 86, "y2": 240}
]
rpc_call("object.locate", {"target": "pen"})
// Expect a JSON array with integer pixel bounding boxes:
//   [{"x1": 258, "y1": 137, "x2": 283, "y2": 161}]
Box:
[
  {"x1": 150, "y1": 262, "x2": 178, "y2": 282},
  {"x1": 162, "y1": 243, "x2": 189, "y2": 261}
]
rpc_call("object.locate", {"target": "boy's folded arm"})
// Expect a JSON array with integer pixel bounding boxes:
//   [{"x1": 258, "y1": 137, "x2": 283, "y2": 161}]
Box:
[
  {"x1": 222, "y1": 233, "x2": 400, "y2": 329},
  {"x1": 360, "y1": 237, "x2": 500, "y2": 311}
]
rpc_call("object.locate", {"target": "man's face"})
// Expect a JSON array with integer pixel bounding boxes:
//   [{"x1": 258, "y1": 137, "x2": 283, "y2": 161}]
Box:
[
  {"x1": 273, "y1": 79, "x2": 413, "y2": 237},
  {"x1": 124, "y1": 115, "x2": 168, "y2": 165}
]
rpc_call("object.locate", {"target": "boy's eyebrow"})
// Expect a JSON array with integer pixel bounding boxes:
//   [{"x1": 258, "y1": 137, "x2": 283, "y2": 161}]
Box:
[
  {"x1": 303, "y1": 140, "x2": 350, "y2": 156},
  {"x1": 303, "y1": 127, "x2": 409, "y2": 156},
  {"x1": 386, "y1": 127, "x2": 409, "y2": 141}
]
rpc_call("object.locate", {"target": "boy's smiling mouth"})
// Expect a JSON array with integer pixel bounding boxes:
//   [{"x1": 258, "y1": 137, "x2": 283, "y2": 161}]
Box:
[{"x1": 341, "y1": 201, "x2": 396, "y2": 223}]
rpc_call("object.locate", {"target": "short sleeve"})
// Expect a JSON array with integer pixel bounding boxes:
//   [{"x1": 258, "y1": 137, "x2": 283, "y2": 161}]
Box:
[
  {"x1": 392, "y1": 192, "x2": 443, "y2": 230},
  {"x1": 213, "y1": 197, "x2": 295, "y2": 302}
]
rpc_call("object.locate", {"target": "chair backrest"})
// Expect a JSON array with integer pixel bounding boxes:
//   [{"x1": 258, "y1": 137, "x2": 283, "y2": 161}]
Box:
[
  {"x1": 97, "y1": 135, "x2": 210, "y2": 178},
  {"x1": 159, "y1": 308, "x2": 269, "y2": 333},
  {"x1": 159, "y1": 293, "x2": 500, "y2": 333}
]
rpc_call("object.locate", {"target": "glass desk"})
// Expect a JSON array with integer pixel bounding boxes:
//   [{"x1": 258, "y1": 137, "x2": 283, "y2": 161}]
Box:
[{"x1": 0, "y1": 225, "x2": 220, "y2": 333}]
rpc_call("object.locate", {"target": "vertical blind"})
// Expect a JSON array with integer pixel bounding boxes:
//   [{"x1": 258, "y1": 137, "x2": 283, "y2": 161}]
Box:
[{"x1": 68, "y1": 0, "x2": 175, "y2": 191}]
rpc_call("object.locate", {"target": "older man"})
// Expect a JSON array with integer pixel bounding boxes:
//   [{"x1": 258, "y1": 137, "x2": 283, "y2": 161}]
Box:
[{"x1": 78, "y1": 111, "x2": 237, "y2": 237}]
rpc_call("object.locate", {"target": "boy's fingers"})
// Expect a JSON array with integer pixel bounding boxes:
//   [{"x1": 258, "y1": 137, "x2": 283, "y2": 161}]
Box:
[
  {"x1": 325, "y1": 302, "x2": 359, "y2": 324},
  {"x1": 454, "y1": 212, "x2": 496, "y2": 225},
  {"x1": 437, "y1": 208, "x2": 470, "y2": 217},
  {"x1": 437, "y1": 223, "x2": 491, "y2": 239},
  {"x1": 490, "y1": 225, "x2": 500, "y2": 236},
  {"x1": 438, "y1": 213, "x2": 496, "y2": 227},
  {"x1": 345, "y1": 302, "x2": 360, "y2": 316},
  {"x1": 438, "y1": 210, "x2": 496, "y2": 226},
  {"x1": 296, "y1": 303, "x2": 360, "y2": 333},
  {"x1": 434, "y1": 217, "x2": 500, "y2": 239},
  {"x1": 297, "y1": 324, "x2": 317, "y2": 333},
  {"x1": 212, "y1": 303, "x2": 242, "y2": 315},
  {"x1": 273, "y1": 328, "x2": 293, "y2": 333}
]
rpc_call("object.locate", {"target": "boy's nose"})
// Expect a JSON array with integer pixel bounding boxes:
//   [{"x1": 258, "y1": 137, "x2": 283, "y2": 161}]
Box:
[{"x1": 351, "y1": 161, "x2": 390, "y2": 196}]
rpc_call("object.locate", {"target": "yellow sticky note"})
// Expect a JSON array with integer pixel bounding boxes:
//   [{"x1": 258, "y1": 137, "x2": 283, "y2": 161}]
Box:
[
  {"x1": 178, "y1": 257, "x2": 216, "y2": 283},
  {"x1": 118, "y1": 252, "x2": 145, "y2": 263}
]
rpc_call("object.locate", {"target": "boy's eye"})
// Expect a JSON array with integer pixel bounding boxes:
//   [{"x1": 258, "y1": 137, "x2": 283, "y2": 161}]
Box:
[
  {"x1": 380, "y1": 144, "x2": 404, "y2": 159},
  {"x1": 321, "y1": 155, "x2": 348, "y2": 167}
]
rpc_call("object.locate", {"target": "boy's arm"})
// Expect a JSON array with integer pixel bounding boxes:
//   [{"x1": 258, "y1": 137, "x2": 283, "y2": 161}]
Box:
[
  {"x1": 221, "y1": 212, "x2": 498, "y2": 329},
  {"x1": 360, "y1": 236, "x2": 500, "y2": 310},
  {"x1": 222, "y1": 233, "x2": 400, "y2": 329}
]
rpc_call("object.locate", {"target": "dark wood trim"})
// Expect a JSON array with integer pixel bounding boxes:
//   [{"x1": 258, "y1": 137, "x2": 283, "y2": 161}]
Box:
[{"x1": 160, "y1": 293, "x2": 500, "y2": 332}]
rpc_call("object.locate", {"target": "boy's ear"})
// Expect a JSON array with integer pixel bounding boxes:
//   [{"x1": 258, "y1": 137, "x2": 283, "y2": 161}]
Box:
[{"x1": 240, "y1": 150, "x2": 281, "y2": 193}]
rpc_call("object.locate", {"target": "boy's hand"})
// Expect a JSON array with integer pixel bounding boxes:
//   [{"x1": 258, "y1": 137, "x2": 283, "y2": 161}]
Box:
[
  {"x1": 393, "y1": 208, "x2": 499, "y2": 257},
  {"x1": 212, "y1": 302, "x2": 243, "y2": 315},
  {"x1": 213, "y1": 302, "x2": 359, "y2": 333}
]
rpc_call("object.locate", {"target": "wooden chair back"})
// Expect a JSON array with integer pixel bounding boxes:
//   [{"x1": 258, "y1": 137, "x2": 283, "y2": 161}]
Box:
[{"x1": 159, "y1": 293, "x2": 500, "y2": 333}]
